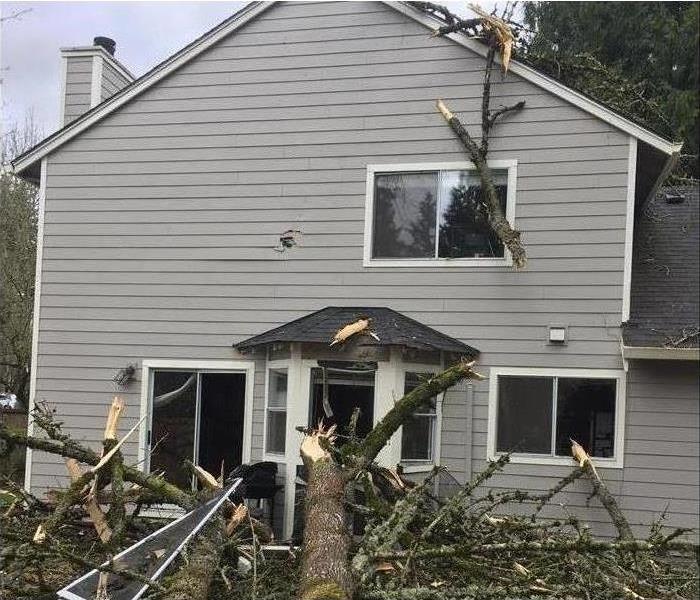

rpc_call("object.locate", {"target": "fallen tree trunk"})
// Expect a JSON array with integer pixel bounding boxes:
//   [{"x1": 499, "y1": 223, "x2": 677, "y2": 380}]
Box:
[
  {"x1": 297, "y1": 361, "x2": 483, "y2": 600},
  {"x1": 299, "y1": 426, "x2": 354, "y2": 600}
]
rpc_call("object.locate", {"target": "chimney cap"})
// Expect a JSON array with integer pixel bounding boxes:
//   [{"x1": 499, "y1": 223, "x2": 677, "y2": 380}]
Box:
[{"x1": 93, "y1": 36, "x2": 116, "y2": 56}]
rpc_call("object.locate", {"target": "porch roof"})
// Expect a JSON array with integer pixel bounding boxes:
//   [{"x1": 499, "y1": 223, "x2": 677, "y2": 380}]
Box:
[{"x1": 234, "y1": 306, "x2": 478, "y2": 356}]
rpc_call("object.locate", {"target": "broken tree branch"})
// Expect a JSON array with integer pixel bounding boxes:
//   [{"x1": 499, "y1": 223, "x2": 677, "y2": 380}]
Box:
[
  {"x1": 437, "y1": 99, "x2": 527, "y2": 269},
  {"x1": 353, "y1": 360, "x2": 483, "y2": 469},
  {"x1": 0, "y1": 425, "x2": 195, "y2": 509},
  {"x1": 571, "y1": 439, "x2": 634, "y2": 540}
]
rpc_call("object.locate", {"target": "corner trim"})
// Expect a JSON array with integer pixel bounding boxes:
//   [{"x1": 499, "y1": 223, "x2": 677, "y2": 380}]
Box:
[
  {"x1": 57, "y1": 56, "x2": 68, "y2": 128},
  {"x1": 622, "y1": 137, "x2": 637, "y2": 322},
  {"x1": 23, "y1": 157, "x2": 48, "y2": 491},
  {"x1": 90, "y1": 55, "x2": 103, "y2": 108},
  {"x1": 621, "y1": 345, "x2": 699, "y2": 361}
]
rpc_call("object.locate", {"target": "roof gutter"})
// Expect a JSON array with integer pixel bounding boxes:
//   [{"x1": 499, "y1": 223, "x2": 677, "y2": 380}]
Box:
[{"x1": 621, "y1": 345, "x2": 699, "y2": 361}]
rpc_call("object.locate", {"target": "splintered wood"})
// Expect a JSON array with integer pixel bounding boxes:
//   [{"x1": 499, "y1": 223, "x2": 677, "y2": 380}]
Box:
[
  {"x1": 330, "y1": 318, "x2": 371, "y2": 346},
  {"x1": 66, "y1": 458, "x2": 112, "y2": 543},
  {"x1": 468, "y1": 3, "x2": 514, "y2": 71}
]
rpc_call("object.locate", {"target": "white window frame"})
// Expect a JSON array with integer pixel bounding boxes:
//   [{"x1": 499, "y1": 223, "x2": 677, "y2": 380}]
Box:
[
  {"x1": 263, "y1": 362, "x2": 290, "y2": 461},
  {"x1": 487, "y1": 367, "x2": 626, "y2": 469},
  {"x1": 363, "y1": 160, "x2": 518, "y2": 268},
  {"x1": 400, "y1": 368, "x2": 444, "y2": 473},
  {"x1": 138, "y1": 360, "x2": 256, "y2": 479}
]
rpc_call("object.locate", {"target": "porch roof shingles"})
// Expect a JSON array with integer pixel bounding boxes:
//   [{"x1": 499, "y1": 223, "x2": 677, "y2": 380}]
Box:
[
  {"x1": 622, "y1": 185, "x2": 699, "y2": 349},
  {"x1": 234, "y1": 306, "x2": 479, "y2": 356}
]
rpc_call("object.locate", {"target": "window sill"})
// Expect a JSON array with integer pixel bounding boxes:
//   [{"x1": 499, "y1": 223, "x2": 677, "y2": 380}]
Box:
[
  {"x1": 364, "y1": 257, "x2": 512, "y2": 268},
  {"x1": 263, "y1": 452, "x2": 286, "y2": 463},
  {"x1": 491, "y1": 452, "x2": 623, "y2": 469},
  {"x1": 401, "y1": 462, "x2": 436, "y2": 474}
]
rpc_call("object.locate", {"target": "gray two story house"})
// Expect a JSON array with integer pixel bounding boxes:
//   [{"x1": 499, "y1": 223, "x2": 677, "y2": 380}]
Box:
[{"x1": 12, "y1": 1, "x2": 699, "y2": 540}]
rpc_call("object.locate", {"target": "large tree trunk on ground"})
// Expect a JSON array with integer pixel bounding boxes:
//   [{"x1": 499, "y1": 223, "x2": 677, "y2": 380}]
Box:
[
  {"x1": 297, "y1": 362, "x2": 483, "y2": 600},
  {"x1": 299, "y1": 428, "x2": 354, "y2": 600}
]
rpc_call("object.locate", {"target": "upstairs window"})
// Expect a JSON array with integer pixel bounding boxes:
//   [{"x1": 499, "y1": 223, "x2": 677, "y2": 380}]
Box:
[{"x1": 365, "y1": 162, "x2": 516, "y2": 267}]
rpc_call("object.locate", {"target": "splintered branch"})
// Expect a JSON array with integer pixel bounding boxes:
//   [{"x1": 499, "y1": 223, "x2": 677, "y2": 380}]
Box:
[
  {"x1": 0, "y1": 424, "x2": 195, "y2": 509},
  {"x1": 421, "y1": 2, "x2": 528, "y2": 269},
  {"x1": 571, "y1": 440, "x2": 634, "y2": 540},
  {"x1": 437, "y1": 99, "x2": 527, "y2": 269},
  {"x1": 354, "y1": 361, "x2": 483, "y2": 469}
]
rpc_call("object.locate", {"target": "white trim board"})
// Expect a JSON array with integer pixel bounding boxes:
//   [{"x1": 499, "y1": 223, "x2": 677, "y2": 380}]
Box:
[
  {"x1": 89, "y1": 54, "x2": 103, "y2": 108},
  {"x1": 12, "y1": 0, "x2": 680, "y2": 177},
  {"x1": 57, "y1": 56, "x2": 68, "y2": 128},
  {"x1": 486, "y1": 366, "x2": 627, "y2": 469},
  {"x1": 621, "y1": 137, "x2": 638, "y2": 322},
  {"x1": 621, "y1": 345, "x2": 699, "y2": 361},
  {"x1": 363, "y1": 160, "x2": 517, "y2": 268},
  {"x1": 23, "y1": 157, "x2": 47, "y2": 491}
]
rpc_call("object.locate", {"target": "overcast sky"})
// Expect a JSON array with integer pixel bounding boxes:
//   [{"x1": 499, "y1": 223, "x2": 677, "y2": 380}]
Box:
[{"x1": 1, "y1": 1, "x2": 486, "y2": 140}]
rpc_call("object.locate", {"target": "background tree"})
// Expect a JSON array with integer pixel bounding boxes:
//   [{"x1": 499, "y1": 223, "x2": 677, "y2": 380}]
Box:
[
  {"x1": 0, "y1": 114, "x2": 41, "y2": 406},
  {"x1": 521, "y1": 2, "x2": 699, "y2": 177}
]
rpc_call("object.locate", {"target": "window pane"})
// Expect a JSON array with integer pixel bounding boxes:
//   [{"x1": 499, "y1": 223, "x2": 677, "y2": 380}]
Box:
[
  {"x1": 555, "y1": 378, "x2": 616, "y2": 458},
  {"x1": 372, "y1": 172, "x2": 438, "y2": 258},
  {"x1": 401, "y1": 415, "x2": 434, "y2": 461},
  {"x1": 266, "y1": 410, "x2": 286, "y2": 454},
  {"x1": 151, "y1": 370, "x2": 197, "y2": 489},
  {"x1": 269, "y1": 369, "x2": 288, "y2": 408},
  {"x1": 404, "y1": 372, "x2": 437, "y2": 413},
  {"x1": 198, "y1": 372, "x2": 246, "y2": 479},
  {"x1": 497, "y1": 376, "x2": 553, "y2": 454},
  {"x1": 402, "y1": 372, "x2": 436, "y2": 460},
  {"x1": 438, "y1": 169, "x2": 508, "y2": 258}
]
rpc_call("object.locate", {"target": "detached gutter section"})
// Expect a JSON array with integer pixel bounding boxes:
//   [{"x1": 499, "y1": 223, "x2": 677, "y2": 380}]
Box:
[{"x1": 621, "y1": 344, "x2": 699, "y2": 361}]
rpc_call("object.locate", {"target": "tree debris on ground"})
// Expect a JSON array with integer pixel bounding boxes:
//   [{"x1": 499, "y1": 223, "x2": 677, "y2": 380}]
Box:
[{"x1": 0, "y1": 363, "x2": 698, "y2": 600}]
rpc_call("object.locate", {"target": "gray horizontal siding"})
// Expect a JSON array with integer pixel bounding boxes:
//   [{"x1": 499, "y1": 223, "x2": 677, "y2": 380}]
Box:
[
  {"x1": 32, "y1": 1, "x2": 698, "y2": 538},
  {"x1": 63, "y1": 57, "x2": 92, "y2": 124},
  {"x1": 100, "y1": 59, "x2": 131, "y2": 101}
]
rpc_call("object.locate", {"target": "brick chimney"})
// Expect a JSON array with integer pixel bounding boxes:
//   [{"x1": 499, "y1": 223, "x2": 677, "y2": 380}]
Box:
[{"x1": 59, "y1": 37, "x2": 134, "y2": 127}]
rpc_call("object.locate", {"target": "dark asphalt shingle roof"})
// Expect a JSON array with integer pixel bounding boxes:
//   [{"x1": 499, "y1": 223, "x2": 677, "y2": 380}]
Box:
[
  {"x1": 235, "y1": 306, "x2": 479, "y2": 356},
  {"x1": 622, "y1": 185, "x2": 699, "y2": 349}
]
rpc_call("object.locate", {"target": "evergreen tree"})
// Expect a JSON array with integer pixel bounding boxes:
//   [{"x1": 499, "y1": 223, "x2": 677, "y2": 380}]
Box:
[{"x1": 521, "y1": 2, "x2": 699, "y2": 175}]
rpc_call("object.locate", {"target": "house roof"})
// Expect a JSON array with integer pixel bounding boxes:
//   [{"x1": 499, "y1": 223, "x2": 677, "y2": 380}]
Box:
[
  {"x1": 11, "y1": 0, "x2": 682, "y2": 179},
  {"x1": 235, "y1": 306, "x2": 479, "y2": 356},
  {"x1": 622, "y1": 185, "x2": 699, "y2": 358}
]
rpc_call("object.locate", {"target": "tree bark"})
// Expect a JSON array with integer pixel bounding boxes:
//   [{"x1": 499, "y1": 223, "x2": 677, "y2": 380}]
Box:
[
  {"x1": 297, "y1": 363, "x2": 483, "y2": 600},
  {"x1": 436, "y1": 99, "x2": 527, "y2": 269},
  {"x1": 299, "y1": 429, "x2": 354, "y2": 600}
]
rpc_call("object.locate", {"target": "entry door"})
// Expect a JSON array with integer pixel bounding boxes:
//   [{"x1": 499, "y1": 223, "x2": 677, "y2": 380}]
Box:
[{"x1": 148, "y1": 370, "x2": 246, "y2": 489}]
